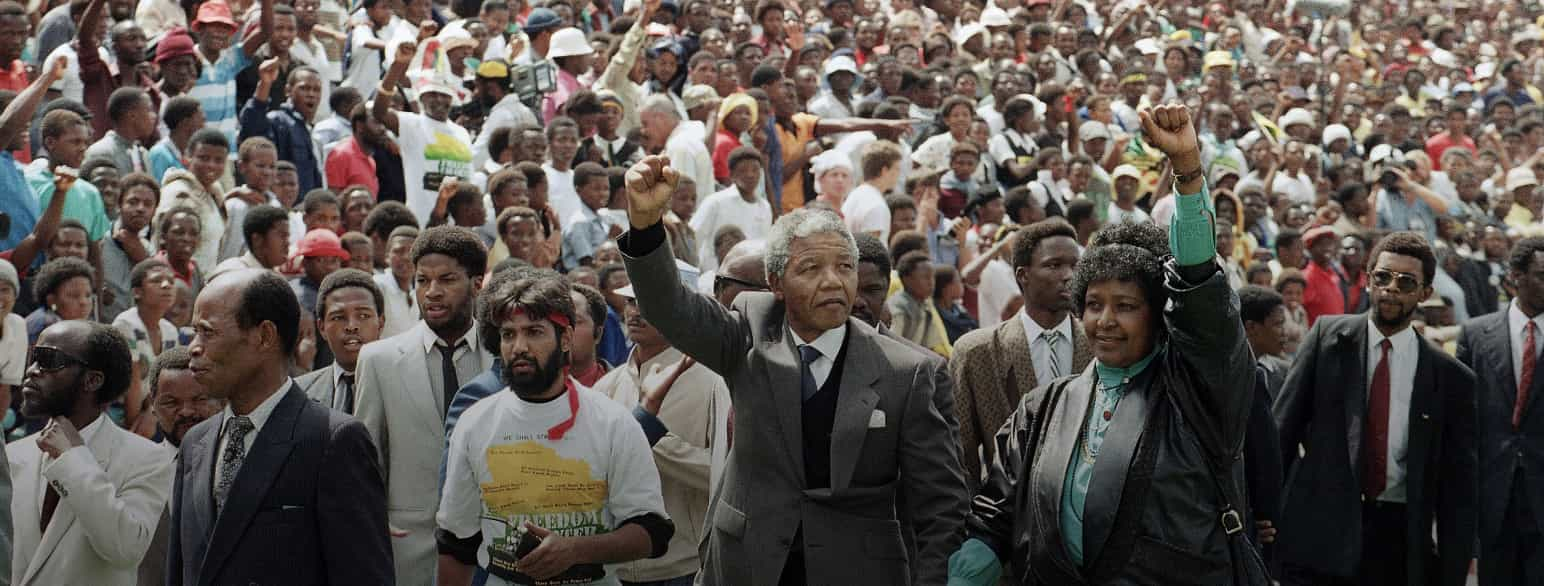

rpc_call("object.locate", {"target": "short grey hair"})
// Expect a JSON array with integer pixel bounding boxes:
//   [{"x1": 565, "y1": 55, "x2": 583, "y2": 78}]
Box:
[
  {"x1": 639, "y1": 95, "x2": 680, "y2": 119},
  {"x1": 765, "y1": 209, "x2": 859, "y2": 281}
]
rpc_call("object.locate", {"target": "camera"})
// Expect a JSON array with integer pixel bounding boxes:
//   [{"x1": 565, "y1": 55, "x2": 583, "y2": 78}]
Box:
[{"x1": 509, "y1": 61, "x2": 556, "y2": 113}]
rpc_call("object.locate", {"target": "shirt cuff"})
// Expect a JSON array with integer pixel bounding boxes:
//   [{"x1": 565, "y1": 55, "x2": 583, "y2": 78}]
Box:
[
  {"x1": 947, "y1": 538, "x2": 1004, "y2": 586},
  {"x1": 631, "y1": 405, "x2": 670, "y2": 446},
  {"x1": 1168, "y1": 183, "x2": 1217, "y2": 267},
  {"x1": 619, "y1": 221, "x2": 666, "y2": 258}
]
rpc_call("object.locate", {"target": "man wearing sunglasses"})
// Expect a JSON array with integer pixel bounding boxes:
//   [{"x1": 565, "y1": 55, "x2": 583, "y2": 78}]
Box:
[
  {"x1": 7, "y1": 320, "x2": 174, "y2": 585},
  {"x1": 1274, "y1": 231, "x2": 1477, "y2": 586}
]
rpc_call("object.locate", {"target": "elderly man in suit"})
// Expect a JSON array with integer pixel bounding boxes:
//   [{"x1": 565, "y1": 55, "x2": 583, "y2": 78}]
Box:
[
  {"x1": 620, "y1": 155, "x2": 969, "y2": 586},
  {"x1": 298, "y1": 269, "x2": 385, "y2": 413},
  {"x1": 1458, "y1": 235, "x2": 1544, "y2": 586},
  {"x1": 1274, "y1": 232, "x2": 1477, "y2": 586},
  {"x1": 136, "y1": 347, "x2": 223, "y2": 586},
  {"x1": 8, "y1": 321, "x2": 172, "y2": 586},
  {"x1": 949, "y1": 219, "x2": 1091, "y2": 491},
  {"x1": 168, "y1": 269, "x2": 393, "y2": 585},
  {"x1": 354, "y1": 226, "x2": 495, "y2": 586}
]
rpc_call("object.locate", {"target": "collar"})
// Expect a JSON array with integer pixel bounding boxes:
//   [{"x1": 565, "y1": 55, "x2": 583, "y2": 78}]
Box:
[
  {"x1": 76, "y1": 412, "x2": 108, "y2": 447},
  {"x1": 223, "y1": 376, "x2": 293, "y2": 426},
  {"x1": 1508, "y1": 300, "x2": 1544, "y2": 334},
  {"x1": 790, "y1": 322, "x2": 846, "y2": 359},
  {"x1": 1366, "y1": 318, "x2": 1417, "y2": 351},
  {"x1": 629, "y1": 346, "x2": 684, "y2": 375},
  {"x1": 1094, "y1": 345, "x2": 1160, "y2": 390},
  {"x1": 418, "y1": 319, "x2": 480, "y2": 356},
  {"x1": 1020, "y1": 311, "x2": 1073, "y2": 345},
  {"x1": 332, "y1": 362, "x2": 354, "y2": 388}
]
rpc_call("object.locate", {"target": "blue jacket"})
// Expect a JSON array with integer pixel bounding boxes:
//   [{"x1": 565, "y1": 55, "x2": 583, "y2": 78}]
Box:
[{"x1": 238, "y1": 98, "x2": 323, "y2": 194}]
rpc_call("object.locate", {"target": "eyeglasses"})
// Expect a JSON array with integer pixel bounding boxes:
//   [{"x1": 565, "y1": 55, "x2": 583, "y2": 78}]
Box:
[
  {"x1": 1370, "y1": 269, "x2": 1422, "y2": 294},
  {"x1": 29, "y1": 346, "x2": 87, "y2": 372},
  {"x1": 714, "y1": 274, "x2": 768, "y2": 292}
]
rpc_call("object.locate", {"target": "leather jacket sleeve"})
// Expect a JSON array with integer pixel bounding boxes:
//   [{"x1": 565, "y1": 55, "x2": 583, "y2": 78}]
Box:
[{"x1": 963, "y1": 386, "x2": 1056, "y2": 561}]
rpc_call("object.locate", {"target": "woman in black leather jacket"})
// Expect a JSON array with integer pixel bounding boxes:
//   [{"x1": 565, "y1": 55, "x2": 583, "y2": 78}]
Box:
[{"x1": 947, "y1": 104, "x2": 1263, "y2": 585}]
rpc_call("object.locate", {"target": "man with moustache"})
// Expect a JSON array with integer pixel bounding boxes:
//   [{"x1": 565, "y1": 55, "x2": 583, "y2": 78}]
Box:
[
  {"x1": 620, "y1": 156, "x2": 967, "y2": 585},
  {"x1": 1274, "y1": 232, "x2": 1477, "y2": 585},
  {"x1": 354, "y1": 226, "x2": 495, "y2": 586},
  {"x1": 298, "y1": 269, "x2": 384, "y2": 414},
  {"x1": 168, "y1": 269, "x2": 391, "y2": 585},
  {"x1": 438, "y1": 275, "x2": 672, "y2": 586},
  {"x1": 137, "y1": 346, "x2": 222, "y2": 586},
  {"x1": 8, "y1": 321, "x2": 172, "y2": 585},
  {"x1": 950, "y1": 219, "x2": 1092, "y2": 491}
]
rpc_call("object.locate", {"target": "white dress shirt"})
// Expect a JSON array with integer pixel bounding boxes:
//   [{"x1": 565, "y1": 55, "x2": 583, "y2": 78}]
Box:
[
  {"x1": 1508, "y1": 301, "x2": 1544, "y2": 389},
  {"x1": 373, "y1": 271, "x2": 417, "y2": 340},
  {"x1": 213, "y1": 378, "x2": 293, "y2": 495},
  {"x1": 1366, "y1": 321, "x2": 1417, "y2": 504},
  {"x1": 1019, "y1": 312, "x2": 1074, "y2": 385},
  {"x1": 791, "y1": 324, "x2": 847, "y2": 388},
  {"x1": 418, "y1": 321, "x2": 490, "y2": 412}
]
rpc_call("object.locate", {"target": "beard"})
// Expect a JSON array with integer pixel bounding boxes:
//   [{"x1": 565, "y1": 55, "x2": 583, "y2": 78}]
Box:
[
  {"x1": 1372, "y1": 299, "x2": 1417, "y2": 331},
  {"x1": 503, "y1": 347, "x2": 567, "y2": 398},
  {"x1": 20, "y1": 373, "x2": 83, "y2": 419}
]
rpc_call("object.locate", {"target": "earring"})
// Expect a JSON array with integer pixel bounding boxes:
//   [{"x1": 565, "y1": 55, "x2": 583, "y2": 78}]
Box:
[{"x1": 50, "y1": 304, "x2": 57, "y2": 312}]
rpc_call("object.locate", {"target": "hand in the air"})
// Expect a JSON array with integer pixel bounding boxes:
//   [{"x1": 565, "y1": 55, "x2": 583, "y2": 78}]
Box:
[
  {"x1": 1138, "y1": 103, "x2": 1200, "y2": 162},
  {"x1": 624, "y1": 155, "x2": 680, "y2": 230}
]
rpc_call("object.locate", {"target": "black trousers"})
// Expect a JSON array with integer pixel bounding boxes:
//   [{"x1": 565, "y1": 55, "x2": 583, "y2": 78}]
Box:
[
  {"x1": 1279, "y1": 501, "x2": 1413, "y2": 586},
  {"x1": 1481, "y1": 473, "x2": 1544, "y2": 586}
]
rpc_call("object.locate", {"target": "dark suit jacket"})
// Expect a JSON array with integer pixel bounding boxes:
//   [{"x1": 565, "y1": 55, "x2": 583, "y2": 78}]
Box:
[
  {"x1": 620, "y1": 225, "x2": 969, "y2": 586},
  {"x1": 1273, "y1": 314, "x2": 1477, "y2": 585},
  {"x1": 1456, "y1": 311, "x2": 1544, "y2": 543},
  {"x1": 167, "y1": 384, "x2": 394, "y2": 586}
]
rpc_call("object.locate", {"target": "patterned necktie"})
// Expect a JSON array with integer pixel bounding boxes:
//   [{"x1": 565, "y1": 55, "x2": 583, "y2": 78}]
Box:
[
  {"x1": 340, "y1": 372, "x2": 356, "y2": 414},
  {"x1": 216, "y1": 416, "x2": 255, "y2": 511},
  {"x1": 1517, "y1": 321, "x2": 1537, "y2": 430},
  {"x1": 798, "y1": 345, "x2": 822, "y2": 402},
  {"x1": 1363, "y1": 339, "x2": 1392, "y2": 501},
  {"x1": 1041, "y1": 330, "x2": 1064, "y2": 378}
]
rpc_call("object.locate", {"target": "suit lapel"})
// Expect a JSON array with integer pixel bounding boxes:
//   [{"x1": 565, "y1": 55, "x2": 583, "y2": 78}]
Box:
[
  {"x1": 1031, "y1": 366, "x2": 1094, "y2": 578},
  {"x1": 184, "y1": 414, "x2": 217, "y2": 558},
  {"x1": 762, "y1": 315, "x2": 806, "y2": 486},
  {"x1": 400, "y1": 325, "x2": 441, "y2": 427},
  {"x1": 1406, "y1": 339, "x2": 1438, "y2": 506},
  {"x1": 830, "y1": 324, "x2": 882, "y2": 491},
  {"x1": 1000, "y1": 317, "x2": 1037, "y2": 402},
  {"x1": 1083, "y1": 365, "x2": 1154, "y2": 565},
  {"x1": 197, "y1": 386, "x2": 303, "y2": 585},
  {"x1": 1341, "y1": 319, "x2": 1371, "y2": 468},
  {"x1": 1070, "y1": 321, "x2": 1093, "y2": 374},
  {"x1": 317, "y1": 368, "x2": 338, "y2": 409},
  {"x1": 22, "y1": 422, "x2": 119, "y2": 585}
]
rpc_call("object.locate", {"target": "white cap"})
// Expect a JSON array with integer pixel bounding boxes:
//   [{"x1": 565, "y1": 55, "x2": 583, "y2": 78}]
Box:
[
  {"x1": 1134, "y1": 38, "x2": 1161, "y2": 55},
  {"x1": 1322, "y1": 124, "x2": 1351, "y2": 146},
  {"x1": 823, "y1": 55, "x2": 859, "y2": 77},
  {"x1": 547, "y1": 28, "x2": 594, "y2": 58},
  {"x1": 1078, "y1": 122, "x2": 1112, "y2": 142},
  {"x1": 1278, "y1": 107, "x2": 1315, "y2": 130},
  {"x1": 1112, "y1": 164, "x2": 1141, "y2": 182},
  {"x1": 1508, "y1": 167, "x2": 1539, "y2": 192},
  {"x1": 980, "y1": 7, "x2": 1012, "y2": 27},
  {"x1": 1430, "y1": 48, "x2": 1458, "y2": 69}
]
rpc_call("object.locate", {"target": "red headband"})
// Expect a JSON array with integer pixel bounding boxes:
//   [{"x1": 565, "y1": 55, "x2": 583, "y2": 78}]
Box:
[{"x1": 511, "y1": 306, "x2": 572, "y2": 328}]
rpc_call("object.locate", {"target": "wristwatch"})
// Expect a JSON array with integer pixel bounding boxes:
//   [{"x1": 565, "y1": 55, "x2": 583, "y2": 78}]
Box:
[{"x1": 1172, "y1": 165, "x2": 1204, "y2": 186}]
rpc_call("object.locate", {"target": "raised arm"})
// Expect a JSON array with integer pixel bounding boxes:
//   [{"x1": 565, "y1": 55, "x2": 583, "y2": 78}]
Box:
[
  {"x1": 374, "y1": 41, "x2": 418, "y2": 135},
  {"x1": 598, "y1": 0, "x2": 657, "y2": 91},
  {"x1": 619, "y1": 156, "x2": 752, "y2": 377},
  {"x1": 0, "y1": 56, "x2": 65, "y2": 157},
  {"x1": 242, "y1": 0, "x2": 275, "y2": 60},
  {"x1": 76, "y1": 0, "x2": 106, "y2": 56}
]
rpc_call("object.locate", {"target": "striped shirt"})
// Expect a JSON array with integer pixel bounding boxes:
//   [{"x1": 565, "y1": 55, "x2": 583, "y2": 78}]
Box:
[{"x1": 187, "y1": 44, "x2": 252, "y2": 148}]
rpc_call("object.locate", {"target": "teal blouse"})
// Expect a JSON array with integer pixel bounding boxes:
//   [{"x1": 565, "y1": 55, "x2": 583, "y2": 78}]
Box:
[{"x1": 1060, "y1": 349, "x2": 1161, "y2": 566}]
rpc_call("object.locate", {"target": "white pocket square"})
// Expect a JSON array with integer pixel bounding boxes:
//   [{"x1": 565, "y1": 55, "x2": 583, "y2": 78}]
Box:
[{"x1": 867, "y1": 410, "x2": 887, "y2": 429}]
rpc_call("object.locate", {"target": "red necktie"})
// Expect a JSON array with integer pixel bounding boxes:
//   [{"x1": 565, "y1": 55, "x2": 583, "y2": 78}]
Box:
[
  {"x1": 1363, "y1": 339, "x2": 1392, "y2": 501},
  {"x1": 1517, "y1": 322, "x2": 1537, "y2": 430}
]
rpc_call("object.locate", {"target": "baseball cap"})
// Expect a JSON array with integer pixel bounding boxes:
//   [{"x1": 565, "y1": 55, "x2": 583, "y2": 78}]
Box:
[
  {"x1": 523, "y1": 8, "x2": 562, "y2": 34},
  {"x1": 1112, "y1": 164, "x2": 1141, "y2": 182},
  {"x1": 292, "y1": 229, "x2": 352, "y2": 261}
]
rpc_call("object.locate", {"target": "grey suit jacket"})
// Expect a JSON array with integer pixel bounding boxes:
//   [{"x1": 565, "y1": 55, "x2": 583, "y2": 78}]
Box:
[
  {"x1": 622, "y1": 229, "x2": 969, "y2": 586},
  {"x1": 296, "y1": 365, "x2": 342, "y2": 412}
]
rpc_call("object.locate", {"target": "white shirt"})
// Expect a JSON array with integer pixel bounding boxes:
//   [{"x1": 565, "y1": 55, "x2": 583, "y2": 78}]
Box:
[
  {"x1": 373, "y1": 271, "x2": 417, "y2": 340},
  {"x1": 791, "y1": 324, "x2": 847, "y2": 388},
  {"x1": 665, "y1": 121, "x2": 716, "y2": 203},
  {"x1": 1107, "y1": 202, "x2": 1152, "y2": 225},
  {"x1": 1271, "y1": 170, "x2": 1315, "y2": 207},
  {"x1": 0, "y1": 314, "x2": 26, "y2": 385},
  {"x1": 213, "y1": 377, "x2": 293, "y2": 502},
  {"x1": 841, "y1": 184, "x2": 891, "y2": 245},
  {"x1": 418, "y1": 320, "x2": 491, "y2": 411},
  {"x1": 1019, "y1": 312, "x2": 1074, "y2": 385},
  {"x1": 472, "y1": 94, "x2": 538, "y2": 169},
  {"x1": 544, "y1": 163, "x2": 582, "y2": 228},
  {"x1": 1366, "y1": 321, "x2": 1417, "y2": 504},
  {"x1": 1508, "y1": 301, "x2": 1544, "y2": 390},
  {"x1": 978, "y1": 259, "x2": 1017, "y2": 328},
  {"x1": 690, "y1": 185, "x2": 773, "y2": 274},
  {"x1": 397, "y1": 112, "x2": 474, "y2": 226}
]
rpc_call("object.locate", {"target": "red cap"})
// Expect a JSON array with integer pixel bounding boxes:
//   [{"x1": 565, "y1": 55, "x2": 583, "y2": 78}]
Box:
[
  {"x1": 193, "y1": 1, "x2": 238, "y2": 31},
  {"x1": 1304, "y1": 225, "x2": 1338, "y2": 247},
  {"x1": 291, "y1": 229, "x2": 351, "y2": 261},
  {"x1": 155, "y1": 28, "x2": 197, "y2": 64}
]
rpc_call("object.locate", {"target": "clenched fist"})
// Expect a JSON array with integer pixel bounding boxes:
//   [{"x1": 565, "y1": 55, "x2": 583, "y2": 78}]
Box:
[{"x1": 624, "y1": 156, "x2": 681, "y2": 230}]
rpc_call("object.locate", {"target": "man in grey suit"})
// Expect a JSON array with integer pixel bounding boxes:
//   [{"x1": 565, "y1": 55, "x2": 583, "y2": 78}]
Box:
[
  {"x1": 619, "y1": 156, "x2": 969, "y2": 586},
  {"x1": 168, "y1": 269, "x2": 393, "y2": 585},
  {"x1": 297, "y1": 269, "x2": 385, "y2": 413},
  {"x1": 137, "y1": 347, "x2": 222, "y2": 586}
]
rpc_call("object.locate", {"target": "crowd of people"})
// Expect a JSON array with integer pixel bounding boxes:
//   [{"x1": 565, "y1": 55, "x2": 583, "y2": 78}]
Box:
[{"x1": 0, "y1": 0, "x2": 1539, "y2": 582}]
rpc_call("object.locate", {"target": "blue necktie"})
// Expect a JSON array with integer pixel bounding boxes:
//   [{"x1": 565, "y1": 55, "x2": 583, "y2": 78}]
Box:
[{"x1": 799, "y1": 345, "x2": 821, "y2": 402}]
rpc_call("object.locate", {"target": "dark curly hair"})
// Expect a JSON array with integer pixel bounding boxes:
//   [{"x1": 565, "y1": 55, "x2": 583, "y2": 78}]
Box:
[
  {"x1": 411, "y1": 226, "x2": 488, "y2": 277},
  {"x1": 1070, "y1": 221, "x2": 1170, "y2": 321},
  {"x1": 854, "y1": 233, "x2": 890, "y2": 276},
  {"x1": 128, "y1": 258, "x2": 172, "y2": 291},
  {"x1": 1507, "y1": 236, "x2": 1544, "y2": 276},
  {"x1": 362, "y1": 201, "x2": 418, "y2": 241},
  {"x1": 148, "y1": 346, "x2": 192, "y2": 399},
  {"x1": 83, "y1": 322, "x2": 133, "y2": 404},
  {"x1": 235, "y1": 270, "x2": 301, "y2": 359},
  {"x1": 477, "y1": 266, "x2": 562, "y2": 353},
  {"x1": 570, "y1": 283, "x2": 607, "y2": 339},
  {"x1": 479, "y1": 274, "x2": 576, "y2": 365},
  {"x1": 1011, "y1": 218, "x2": 1077, "y2": 270},
  {"x1": 316, "y1": 268, "x2": 384, "y2": 318},
  {"x1": 33, "y1": 256, "x2": 95, "y2": 302}
]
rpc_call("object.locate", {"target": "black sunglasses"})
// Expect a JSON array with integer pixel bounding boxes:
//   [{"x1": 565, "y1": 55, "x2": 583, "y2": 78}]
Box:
[
  {"x1": 1370, "y1": 269, "x2": 1422, "y2": 294},
  {"x1": 714, "y1": 274, "x2": 768, "y2": 292},
  {"x1": 29, "y1": 346, "x2": 87, "y2": 372}
]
